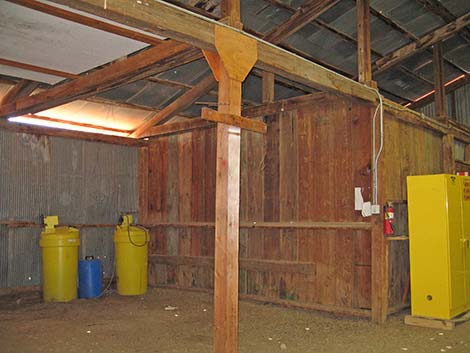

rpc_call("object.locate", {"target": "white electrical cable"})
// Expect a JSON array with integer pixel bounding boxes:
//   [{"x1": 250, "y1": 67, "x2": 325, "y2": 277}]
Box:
[{"x1": 372, "y1": 89, "x2": 384, "y2": 207}]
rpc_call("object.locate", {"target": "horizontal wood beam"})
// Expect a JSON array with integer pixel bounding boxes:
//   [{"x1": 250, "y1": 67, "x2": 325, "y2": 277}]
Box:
[
  {"x1": 142, "y1": 118, "x2": 214, "y2": 138},
  {"x1": 383, "y1": 98, "x2": 470, "y2": 144},
  {"x1": 149, "y1": 255, "x2": 316, "y2": 275},
  {"x1": 131, "y1": 74, "x2": 217, "y2": 138},
  {"x1": 7, "y1": 0, "x2": 165, "y2": 45},
  {"x1": 0, "y1": 57, "x2": 80, "y2": 80},
  {"x1": 264, "y1": 0, "x2": 338, "y2": 44},
  {"x1": 42, "y1": 0, "x2": 378, "y2": 103},
  {"x1": 0, "y1": 41, "x2": 201, "y2": 119},
  {"x1": 373, "y1": 13, "x2": 470, "y2": 73},
  {"x1": 415, "y1": 0, "x2": 470, "y2": 43},
  {"x1": 0, "y1": 120, "x2": 143, "y2": 146},
  {"x1": 242, "y1": 92, "x2": 330, "y2": 117},
  {"x1": 157, "y1": 285, "x2": 372, "y2": 318},
  {"x1": 201, "y1": 107, "x2": 267, "y2": 133},
  {"x1": 143, "y1": 220, "x2": 373, "y2": 230},
  {"x1": 0, "y1": 80, "x2": 39, "y2": 105}
]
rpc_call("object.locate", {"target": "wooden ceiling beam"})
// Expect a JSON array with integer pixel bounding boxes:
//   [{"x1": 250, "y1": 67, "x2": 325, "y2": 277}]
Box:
[
  {"x1": 0, "y1": 41, "x2": 202, "y2": 119},
  {"x1": 373, "y1": 13, "x2": 470, "y2": 74},
  {"x1": 131, "y1": 74, "x2": 217, "y2": 138},
  {"x1": 41, "y1": 0, "x2": 378, "y2": 103},
  {"x1": 416, "y1": 0, "x2": 470, "y2": 43},
  {"x1": 368, "y1": 3, "x2": 467, "y2": 75},
  {"x1": 0, "y1": 57, "x2": 80, "y2": 80},
  {"x1": 142, "y1": 117, "x2": 213, "y2": 138},
  {"x1": 268, "y1": 0, "x2": 434, "y2": 92},
  {"x1": 7, "y1": 0, "x2": 165, "y2": 46},
  {"x1": 264, "y1": 0, "x2": 338, "y2": 44},
  {"x1": 0, "y1": 80, "x2": 39, "y2": 105}
]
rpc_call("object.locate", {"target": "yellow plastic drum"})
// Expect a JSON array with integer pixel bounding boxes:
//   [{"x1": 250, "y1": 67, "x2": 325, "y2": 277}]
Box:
[
  {"x1": 113, "y1": 216, "x2": 149, "y2": 296},
  {"x1": 39, "y1": 216, "x2": 80, "y2": 302}
]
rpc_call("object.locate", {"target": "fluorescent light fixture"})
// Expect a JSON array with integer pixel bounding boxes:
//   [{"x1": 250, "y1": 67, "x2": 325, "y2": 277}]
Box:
[
  {"x1": 8, "y1": 115, "x2": 131, "y2": 137},
  {"x1": 405, "y1": 74, "x2": 466, "y2": 107}
]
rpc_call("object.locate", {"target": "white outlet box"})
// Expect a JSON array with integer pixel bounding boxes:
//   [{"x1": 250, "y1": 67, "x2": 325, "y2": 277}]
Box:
[{"x1": 371, "y1": 204, "x2": 381, "y2": 214}]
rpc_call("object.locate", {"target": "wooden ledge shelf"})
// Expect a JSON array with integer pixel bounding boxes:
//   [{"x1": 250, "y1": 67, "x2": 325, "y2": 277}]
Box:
[
  {"x1": 143, "y1": 221, "x2": 372, "y2": 230},
  {"x1": 386, "y1": 235, "x2": 409, "y2": 241},
  {"x1": 149, "y1": 255, "x2": 316, "y2": 275}
]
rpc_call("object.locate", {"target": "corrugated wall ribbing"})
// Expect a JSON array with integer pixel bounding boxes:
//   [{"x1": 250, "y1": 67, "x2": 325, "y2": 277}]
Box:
[
  {"x1": 418, "y1": 82, "x2": 470, "y2": 126},
  {"x1": 455, "y1": 84, "x2": 470, "y2": 126},
  {"x1": 0, "y1": 130, "x2": 138, "y2": 289}
]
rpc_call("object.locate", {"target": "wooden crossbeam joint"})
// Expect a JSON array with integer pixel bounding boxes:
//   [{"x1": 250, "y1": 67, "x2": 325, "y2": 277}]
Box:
[{"x1": 201, "y1": 107, "x2": 266, "y2": 134}]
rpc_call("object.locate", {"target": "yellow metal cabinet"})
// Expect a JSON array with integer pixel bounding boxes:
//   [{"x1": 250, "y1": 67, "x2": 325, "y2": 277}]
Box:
[
  {"x1": 460, "y1": 176, "x2": 470, "y2": 311},
  {"x1": 407, "y1": 174, "x2": 469, "y2": 320}
]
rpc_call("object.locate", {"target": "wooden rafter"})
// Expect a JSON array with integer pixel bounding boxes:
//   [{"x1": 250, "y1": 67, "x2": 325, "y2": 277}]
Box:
[
  {"x1": 139, "y1": 118, "x2": 213, "y2": 138},
  {"x1": 264, "y1": 0, "x2": 338, "y2": 44},
  {"x1": 0, "y1": 57, "x2": 80, "y2": 80},
  {"x1": 373, "y1": 13, "x2": 470, "y2": 73},
  {"x1": 0, "y1": 80, "x2": 39, "y2": 105},
  {"x1": 40, "y1": 0, "x2": 378, "y2": 103},
  {"x1": 147, "y1": 76, "x2": 258, "y2": 107},
  {"x1": 267, "y1": 0, "x2": 432, "y2": 92},
  {"x1": 6, "y1": 0, "x2": 165, "y2": 46},
  {"x1": 416, "y1": 0, "x2": 470, "y2": 43},
  {"x1": 131, "y1": 74, "x2": 217, "y2": 138},
  {"x1": 0, "y1": 41, "x2": 202, "y2": 119},
  {"x1": 367, "y1": 2, "x2": 467, "y2": 75}
]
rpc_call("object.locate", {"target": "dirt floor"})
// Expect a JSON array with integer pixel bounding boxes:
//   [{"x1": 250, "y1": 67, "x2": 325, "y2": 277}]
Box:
[{"x1": 0, "y1": 288, "x2": 469, "y2": 353}]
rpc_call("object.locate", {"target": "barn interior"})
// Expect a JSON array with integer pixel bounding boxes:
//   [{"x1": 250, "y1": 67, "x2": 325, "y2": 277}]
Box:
[{"x1": 1, "y1": 1, "x2": 470, "y2": 352}]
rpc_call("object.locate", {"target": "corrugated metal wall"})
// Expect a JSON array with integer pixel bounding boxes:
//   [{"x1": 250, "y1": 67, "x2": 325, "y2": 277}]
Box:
[
  {"x1": 418, "y1": 82, "x2": 470, "y2": 126},
  {"x1": 454, "y1": 83, "x2": 470, "y2": 126},
  {"x1": 0, "y1": 130, "x2": 138, "y2": 289}
]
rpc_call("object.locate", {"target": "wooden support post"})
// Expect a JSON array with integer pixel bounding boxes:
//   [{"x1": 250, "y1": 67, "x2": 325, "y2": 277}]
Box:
[
  {"x1": 433, "y1": 42, "x2": 447, "y2": 121},
  {"x1": 262, "y1": 71, "x2": 275, "y2": 104},
  {"x1": 465, "y1": 143, "x2": 470, "y2": 165},
  {"x1": 357, "y1": 0, "x2": 374, "y2": 87},
  {"x1": 204, "y1": 16, "x2": 258, "y2": 352},
  {"x1": 442, "y1": 134, "x2": 455, "y2": 173}
]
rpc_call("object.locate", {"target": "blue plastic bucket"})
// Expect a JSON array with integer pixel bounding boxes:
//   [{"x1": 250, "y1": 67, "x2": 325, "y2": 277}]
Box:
[{"x1": 78, "y1": 258, "x2": 102, "y2": 299}]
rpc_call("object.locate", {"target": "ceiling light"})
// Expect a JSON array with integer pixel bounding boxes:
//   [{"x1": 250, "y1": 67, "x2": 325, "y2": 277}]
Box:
[{"x1": 8, "y1": 115, "x2": 132, "y2": 137}]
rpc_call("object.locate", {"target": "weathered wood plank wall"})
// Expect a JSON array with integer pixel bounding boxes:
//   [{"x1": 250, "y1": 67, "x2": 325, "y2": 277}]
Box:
[
  {"x1": 382, "y1": 117, "x2": 443, "y2": 201},
  {"x1": 382, "y1": 114, "x2": 443, "y2": 310},
  {"x1": 140, "y1": 94, "x2": 374, "y2": 314}
]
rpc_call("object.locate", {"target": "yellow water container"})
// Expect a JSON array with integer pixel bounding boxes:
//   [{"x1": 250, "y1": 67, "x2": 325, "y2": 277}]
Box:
[
  {"x1": 39, "y1": 216, "x2": 80, "y2": 302},
  {"x1": 113, "y1": 215, "x2": 149, "y2": 295}
]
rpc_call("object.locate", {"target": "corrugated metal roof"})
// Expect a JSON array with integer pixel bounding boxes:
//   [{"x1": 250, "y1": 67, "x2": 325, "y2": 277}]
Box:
[
  {"x1": 242, "y1": 1, "x2": 292, "y2": 35},
  {"x1": 440, "y1": 0, "x2": 470, "y2": 17},
  {"x1": 442, "y1": 35, "x2": 470, "y2": 73},
  {"x1": 371, "y1": 0, "x2": 445, "y2": 37},
  {"x1": 0, "y1": 0, "x2": 468, "y2": 126},
  {"x1": 375, "y1": 67, "x2": 434, "y2": 100},
  {"x1": 155, "y1": 59, "x2": 212, "y2": 85}
]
